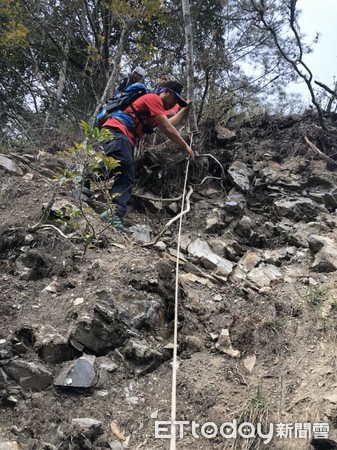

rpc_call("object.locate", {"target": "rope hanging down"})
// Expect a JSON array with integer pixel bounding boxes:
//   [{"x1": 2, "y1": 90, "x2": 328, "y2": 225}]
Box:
[
  {"x1": 170, "y1": 155, "x2": 190, "y2": 450},
  {"x1": 170, "y1": 130, "x2": 195, "y2": 449}
]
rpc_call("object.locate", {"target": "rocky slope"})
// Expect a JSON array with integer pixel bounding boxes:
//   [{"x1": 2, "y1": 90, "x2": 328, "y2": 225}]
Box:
[{"x1": 1, "y1": 112, "x2": 337, "y2": 450}]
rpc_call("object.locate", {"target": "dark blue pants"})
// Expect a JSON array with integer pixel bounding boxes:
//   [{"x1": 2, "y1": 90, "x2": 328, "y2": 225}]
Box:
[{"x1": 102, "y1": 131, "x2": 135, "y2": 219}]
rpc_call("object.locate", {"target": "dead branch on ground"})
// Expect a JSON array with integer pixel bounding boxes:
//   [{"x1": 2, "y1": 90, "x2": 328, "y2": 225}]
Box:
[
  {"x1": 142, "y1": 186, "x2": 193, "y2": 248},
  {"x1": 304, "y1": 136, "x2": 337, "y2": 168}
]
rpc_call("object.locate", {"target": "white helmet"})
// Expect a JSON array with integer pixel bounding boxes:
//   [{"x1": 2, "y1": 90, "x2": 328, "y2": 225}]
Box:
[{"x1": 133, "y1": 66, "x2": 146, "y2": 77}]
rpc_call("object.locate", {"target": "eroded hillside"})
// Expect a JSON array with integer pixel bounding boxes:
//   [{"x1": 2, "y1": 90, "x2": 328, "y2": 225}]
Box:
[{"x1": 1, "y1": 113, "x2": 337, "y2": 450}]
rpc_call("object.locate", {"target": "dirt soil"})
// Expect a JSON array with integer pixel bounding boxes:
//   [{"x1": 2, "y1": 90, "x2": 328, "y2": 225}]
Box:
[{"x1": 1, "y1": 112, "x2": 337, "y2": 450}]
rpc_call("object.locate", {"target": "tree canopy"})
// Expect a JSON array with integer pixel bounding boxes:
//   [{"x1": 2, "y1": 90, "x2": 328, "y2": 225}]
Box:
[{"x1": 0, "y1": 0, "x2": 335, "y2": 145}]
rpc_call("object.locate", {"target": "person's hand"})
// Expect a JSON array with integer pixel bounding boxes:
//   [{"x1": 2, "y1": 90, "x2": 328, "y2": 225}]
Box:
[{"x1": 186, "y1": 146, "x2": 196, "y2": 160}]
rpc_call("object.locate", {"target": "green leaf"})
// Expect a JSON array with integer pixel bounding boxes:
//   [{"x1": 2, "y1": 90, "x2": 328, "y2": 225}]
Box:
[
  {"x1": 101, "y1": 155, "x2": 121, "y2": 171},
  {"x1": 93, "y1": 126, "x2": 100, "y2": 140},
  {"x1": 99, "y1": 128, "x2": 114, "y2": 140},
  {"x1": 80, "y1": 120, "x2": 91, "y2": 134}
]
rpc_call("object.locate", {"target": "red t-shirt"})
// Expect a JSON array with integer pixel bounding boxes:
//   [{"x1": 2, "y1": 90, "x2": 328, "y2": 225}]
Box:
[{"x1": 103, "y1": 93, "x2": 169, "y2": 146}]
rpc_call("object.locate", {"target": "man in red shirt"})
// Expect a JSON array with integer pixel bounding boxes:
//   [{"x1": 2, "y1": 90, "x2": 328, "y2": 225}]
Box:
[
  {"x1": 100, "y1": 81, "x2": 195, "y2": 233},
  {"x1": 153, "y1": 74, "x2": 179, "y2": 116}
]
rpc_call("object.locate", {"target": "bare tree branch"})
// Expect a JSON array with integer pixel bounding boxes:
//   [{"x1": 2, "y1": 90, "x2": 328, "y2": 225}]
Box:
[{"x1": 250, "y1": 0, "x2": 327, "y2": 131}]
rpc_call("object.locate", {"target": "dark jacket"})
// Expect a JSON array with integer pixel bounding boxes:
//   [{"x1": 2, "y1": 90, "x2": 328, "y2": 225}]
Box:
[{"x1": 115, "y1": 75, "x2": 138, "y2": 94}]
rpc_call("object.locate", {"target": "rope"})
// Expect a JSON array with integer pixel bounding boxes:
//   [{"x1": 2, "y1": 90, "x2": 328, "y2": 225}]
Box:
[
  {"x1": 193, "y1": 153, "x2": 227, "y2": 191},
  {"x1": 170, "y1": 134, "x2": 194, "y2": 450},
  {"x1": 141, "y1": 186, "x2": 193, "y2": 248}
]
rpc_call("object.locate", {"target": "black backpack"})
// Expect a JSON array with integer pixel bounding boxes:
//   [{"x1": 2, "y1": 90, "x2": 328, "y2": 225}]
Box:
[{"x1": 94, "y1": 83, "x2": 147, "y2": 129}]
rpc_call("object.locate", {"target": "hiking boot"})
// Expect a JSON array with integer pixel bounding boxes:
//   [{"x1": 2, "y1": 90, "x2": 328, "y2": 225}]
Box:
[
  {"x1": 100, "y1": 211, "x2": 131, "y2": 234},
  {"x1": 113, "y1": 216, "x2": 132, "y2": 234},
  {"x1": 100, "y1": 210, "x2": 113, "y2": 223}
]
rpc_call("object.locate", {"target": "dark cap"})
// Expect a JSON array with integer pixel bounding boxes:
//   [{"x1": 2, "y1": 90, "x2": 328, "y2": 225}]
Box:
[{"x1": 162, "y1": 81, "x2": 187, "y2": 107}]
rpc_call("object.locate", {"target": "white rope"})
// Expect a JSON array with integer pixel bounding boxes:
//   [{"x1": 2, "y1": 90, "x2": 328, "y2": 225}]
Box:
[{"x1": 170, "y1": 140, "x2": 193, "y2": 449}]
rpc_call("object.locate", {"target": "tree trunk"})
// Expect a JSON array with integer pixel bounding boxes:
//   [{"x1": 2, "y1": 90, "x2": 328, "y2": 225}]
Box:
[
  {"x1": 44, "y1": 35, "x2": 71, "y2": 130},
  {"x1": 90, "y1": 20, "x2": 137, "y2": 125},
  {"x1": 181, "y1": 0, "x2": 198, "y2": 134}
]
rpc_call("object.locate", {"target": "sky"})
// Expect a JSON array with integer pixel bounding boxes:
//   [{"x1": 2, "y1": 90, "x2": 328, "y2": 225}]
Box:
[{"x1": 289, "y1": 0, "x2": 337, "y2": 102}]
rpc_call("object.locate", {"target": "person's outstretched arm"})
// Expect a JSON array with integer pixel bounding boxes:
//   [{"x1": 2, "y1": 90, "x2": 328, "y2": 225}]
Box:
[{"x1": 155, "y1": 114, "x2": 195, "y2": 159}]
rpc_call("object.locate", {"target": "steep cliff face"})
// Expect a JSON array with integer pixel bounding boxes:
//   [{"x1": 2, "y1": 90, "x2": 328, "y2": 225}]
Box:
[{"x1": 1, "y1": 113, "x2": 337, "y2": 450}]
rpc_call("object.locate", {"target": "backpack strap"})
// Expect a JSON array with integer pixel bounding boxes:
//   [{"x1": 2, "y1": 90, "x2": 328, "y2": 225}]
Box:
[
  {"x1": 111, "y1": 112, "x2": 137, "y2": 131},
  {"x1": 129, "y1": 104, "x2": 154, "y2": 135}
]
